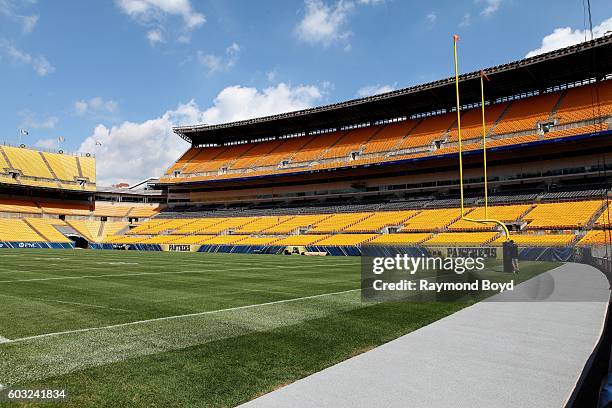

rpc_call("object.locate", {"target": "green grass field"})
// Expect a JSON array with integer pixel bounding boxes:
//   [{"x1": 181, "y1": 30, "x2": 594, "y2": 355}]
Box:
[{"x1": 0, "y1": 249, "x2": 558, "y2": 407}]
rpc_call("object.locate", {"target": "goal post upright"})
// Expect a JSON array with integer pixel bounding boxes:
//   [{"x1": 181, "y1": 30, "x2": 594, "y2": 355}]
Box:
[
  {"x1": 453, "y1": 35, "x2": 465, "y2": 218},
  {"x1": 480, "y1": 71, "x2": 489, "y2": 218}
]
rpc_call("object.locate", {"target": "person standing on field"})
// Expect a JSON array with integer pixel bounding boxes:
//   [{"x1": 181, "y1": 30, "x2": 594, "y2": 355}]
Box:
[{"x1": 509, "y1": 240, "x2": 519, "y2": 273}]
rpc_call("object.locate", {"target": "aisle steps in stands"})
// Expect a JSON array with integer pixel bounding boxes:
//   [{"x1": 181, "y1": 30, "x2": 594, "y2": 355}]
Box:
[
  {"x1": 97, "y1": 221, "x2": 106, "y2": 238},
  {"x1": 0, "y1": 147, "x2": 14, "y2": 170},
  {"x1": 586, "y1": 202, "x2": 609, "y2": 229},
  {"x1": 309, "y1": 131, "x2": 351, "y2": 163},
  {"x1": 37, "y1": 152, "x2": 62, "y2": 189},
  {"x1": 380, "y1": 119, "x2": 423, "y2": 155},
  {"x1": 549, "y1": 89, "x2": 569, "y2": 119},
  {"x1": 486, "y1": 101, "x2": 513, "y2": 136},
  {"x1": 22, "y1": 218, "x2": 51, "y2": 241},
  {"x1": 515, "y1": 204, "x2": 537, "y2": 227}
]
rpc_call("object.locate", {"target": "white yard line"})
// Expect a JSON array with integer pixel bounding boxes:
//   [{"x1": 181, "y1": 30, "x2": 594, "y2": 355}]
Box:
[
  {"x1": 30, "y1": 298, "x2": 132, "y2": 312},
  {"x1": 7, "y1": 288, "x2": 360, "y2": 344},
  {"x1": 0, "y1": 335, "x2": 11, "y2": 343}
]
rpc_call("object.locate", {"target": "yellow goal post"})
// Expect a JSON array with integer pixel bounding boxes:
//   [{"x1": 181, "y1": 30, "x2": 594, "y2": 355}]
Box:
[{"x1": 452, "y1": 34, "x2": 510, "y2": 240}]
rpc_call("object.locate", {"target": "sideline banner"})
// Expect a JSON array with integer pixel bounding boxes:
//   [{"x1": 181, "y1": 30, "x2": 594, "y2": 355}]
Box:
[{"x1": 160, "y1": 244, "x2": 201, "y2": 252}]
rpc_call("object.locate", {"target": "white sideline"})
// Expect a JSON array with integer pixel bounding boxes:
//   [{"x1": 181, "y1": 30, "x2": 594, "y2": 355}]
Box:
[
  {"x1": 6, "y1": 288, "x2": 361, "y2": 344},
  {"x1": 0, "y1": 335, "x2": 10, "y2": 344}
]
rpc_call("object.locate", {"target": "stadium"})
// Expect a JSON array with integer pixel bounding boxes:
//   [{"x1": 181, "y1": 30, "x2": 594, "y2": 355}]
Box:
[{"x1": 1, "y1": 23, "x2": 612, "y2": 408}]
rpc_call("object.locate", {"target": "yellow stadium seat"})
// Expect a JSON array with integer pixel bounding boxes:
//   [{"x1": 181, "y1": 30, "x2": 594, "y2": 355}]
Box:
[
  {"x1": 448, "y1": 204, "x2": 532, "y2": 231},
  {"x1": 233, "y1": 216, "x2": 295, "y2": 234},
  {"x1": 402, "y1": 208, "x2": 464, "y2": 231},
  {"x1": 236, "y1": 236, "x2": 281, "y2": 245},
  {"x1": 273, "y1": 235, "x2": 328, "y2": 246},
  {"x1": 424, "y1": 232, "x2": 498, "y2": 246},
  {"x1": 577, "y1": 230, "x2": 612, "y2": 246},
  {"x1": 0, "y1": 219, "x2": 47, "y2": 242},
  {"x1": 308, "y1": 213, "x2": 372, "y2": 234},
  {"x1": 369, "y1": 233, "x2": 432, "y2": 245},
  {"x1": 169, "y1": 235, "x2": 215, "y2": 244},
  {"x1": 2, "y1": 146, "x2": 53, "y2": 178},
  {"x1": 315, "y1": 234, "x2": 377, "y2": 246},
  {"x1": 24, "y1": 218, "x2": 71, "y2": 243},
  {"x1": 493, "y1": 92, "x2": 560, "y2": 134},
  {"x1": 524, "y1": 200, "x2": 603, "y2": 229},
  {"x1": 492, "y1": 234, "x2": 575, "y2": 247},
  {"x1": 171, "y1": 218, "x2": 227, "y2": 234},
  {"x1": 265, "y1": 215, "x2": 330, "y2": 234},
  {"x1": 345, "y1": 211, "x2": 416, "y2": 232}
]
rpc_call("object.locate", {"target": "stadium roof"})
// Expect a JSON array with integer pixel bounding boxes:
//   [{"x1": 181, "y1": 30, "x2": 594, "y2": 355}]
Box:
[{"x1": 174, "y1": 34, "x2": 612, "y2": 145}]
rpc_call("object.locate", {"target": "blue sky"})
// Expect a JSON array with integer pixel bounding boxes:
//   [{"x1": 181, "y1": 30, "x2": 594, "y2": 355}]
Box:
[{"x1": 0, "y1": 0, "x2": 611, "y2": 185}]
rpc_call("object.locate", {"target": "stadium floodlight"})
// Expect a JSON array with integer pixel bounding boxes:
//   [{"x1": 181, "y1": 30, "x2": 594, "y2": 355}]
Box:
[{"x1": 452, "y1": 34, "x2": 510, "y2": 240}]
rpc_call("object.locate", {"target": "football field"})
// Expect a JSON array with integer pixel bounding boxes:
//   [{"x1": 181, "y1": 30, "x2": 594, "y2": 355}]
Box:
[{"x1": 0, "y1": 249, "x2": 556, "y2": 407}]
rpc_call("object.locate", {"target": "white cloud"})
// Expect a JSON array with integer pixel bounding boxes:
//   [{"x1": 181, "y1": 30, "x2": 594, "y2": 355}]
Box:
[
  {"x1": 115, "y1": 0, "x2": 205, "y2": 44},
  {"x1": 0, "y1": 0, "x2": 38, "y2": 33},
  {"x1": 459, "y1": 12, "x2": 471, "y2": 27},
  {"x1": 0, "y1": 39, "x2": 54, "y2": 76},
  {"x1": 426, "y1": 12, "x2": 436, "y2": 24},
  {"x1": 266, "y1": 69, "x2": 278, "y2": 82},
  {"x1": 294, "y1": 0, "x2": 384, "y2": 48},
  {"x1": 115, "y1": 0, "x2": 204, "y2": 28},
  {"x1": 20, "y1": 14, "x2": 38, "y2": 33},
  {"x1": 479, "y1": 0, "x2": 502, "y2": 16},
  {"x1": 146, "y1": 29, "x2": 164, "y2": 45},
  {"x1": 525, "y1": 16, "x2": 612, "y2": 58},
  {"x1": 201, "y1": 82, "x2": 324, "y2": 124},
  {"x1": 74, "y1": 97, "x2": 119, "y2": 119},
  {"x1": 295, "y1": 0, "x2": 354, "y2": 47},
  {"x1": 356, "y1": 83, "x2": 396, "y2": 97},
  {"x1": 20, "y1": 111, "x2": 58, "y2": 129},
  {"x1": 79, "y1": 83, "x2": 324, "y2": 185},
  {"x1": 35, "y1": 138, "x2": 58, "y2": 150},
  {"x1": 176, "y1": 34, "x2": 190, "y2": 44},
  {"x1": 197, "y1": 42, "x2": 240, "y2": 73}
]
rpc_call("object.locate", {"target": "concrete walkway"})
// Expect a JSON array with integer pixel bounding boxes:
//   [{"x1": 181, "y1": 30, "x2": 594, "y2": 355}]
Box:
[{"x1": 239, "y1": 263, "x2": 610, "y2": 408}]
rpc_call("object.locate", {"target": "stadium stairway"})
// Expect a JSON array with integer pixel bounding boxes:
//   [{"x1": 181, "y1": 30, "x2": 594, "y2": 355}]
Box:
[
  {"x1": 309, "y1": 130, "x2": 351, "y2": 164},
  {"x1": 22, "y1": 219, "x2": 51, "y2": 241},
  {"x1": 480, "y1": 231, "x2": 503, "y2": 246},
  {"x1": 37, "y1": 152, "x2": 62, "y2": 189},
  {"x1": 356, "y1": 125, "x2": 388, "y2": 153},
  {"x1": 549, "y1": 89, "x2": 569, "y2": 120},
  {"x1": 0, "y1": 146, "x2": 15, "y2": 170},
  {"x1": 74, "y1": 155, "x2": 84, "y2": 179},
  {"x1": 516, "y1": 204, "x2": 536, "y2": 225},
  {"x1": 485, "y1": 101, "x2": 513, "y2": 136},
  {"x1": 97, "y1": 221, "x2": 105, "y2": 238},
  {"x1": 587, "y1": 201, "x2": 610, "y2": 229},
  {"x1": 375, "y1": 119, "x2": 423, "y2": 155}
]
